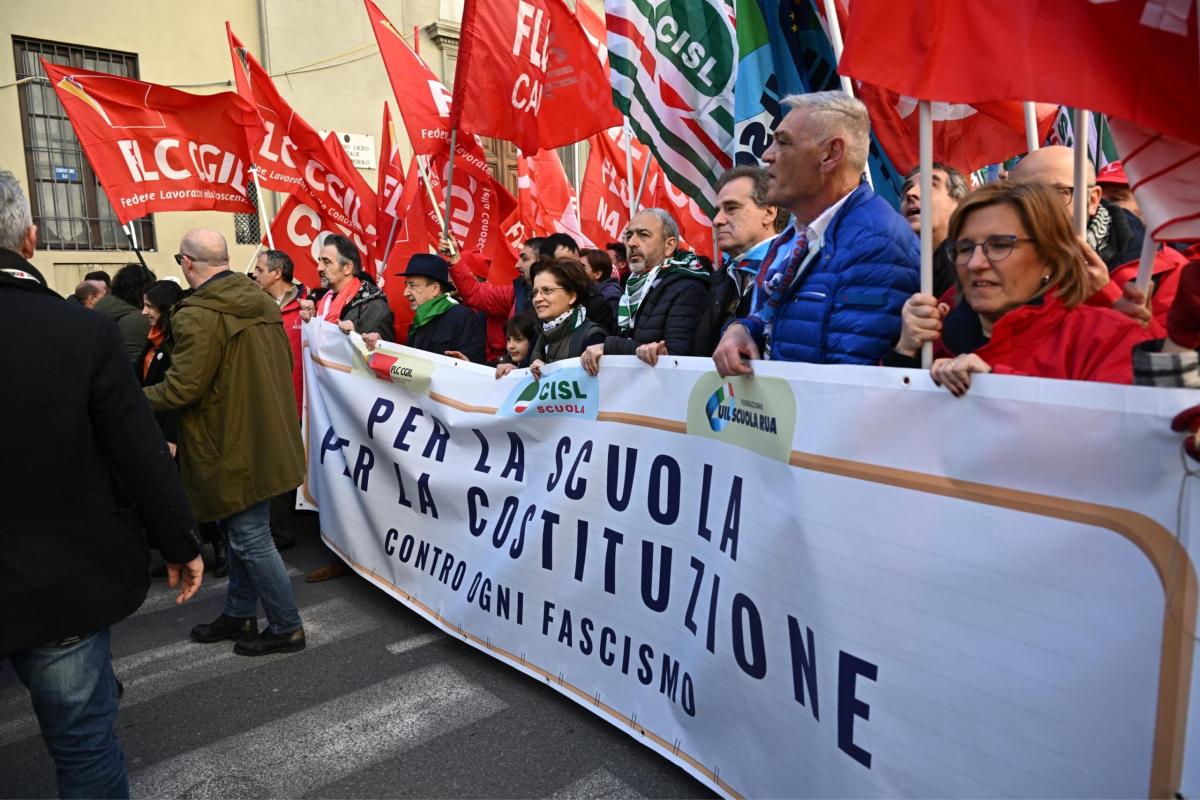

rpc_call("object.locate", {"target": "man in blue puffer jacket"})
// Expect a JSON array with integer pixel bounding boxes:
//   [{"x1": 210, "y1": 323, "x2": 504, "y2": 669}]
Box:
[{"x1": 713, "y1": 91, "x2": 919, "y2": 374}]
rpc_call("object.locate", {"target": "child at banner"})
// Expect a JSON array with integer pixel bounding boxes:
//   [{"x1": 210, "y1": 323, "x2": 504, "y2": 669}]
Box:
[
  {"x1": 887, "y1": 182, "x2": 1153, "y2": 395},
  {"x1": 494, "y1": 311, "x2": 537, "y2": 379}
]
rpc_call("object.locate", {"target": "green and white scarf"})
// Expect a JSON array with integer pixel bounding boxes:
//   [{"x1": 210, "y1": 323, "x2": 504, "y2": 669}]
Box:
[
  {"x1": 411, "y1": 293, "x2": 457, "y2": 329},
  {"x1": 616, "y1": 251, "x2": 709, "y2": 332}
]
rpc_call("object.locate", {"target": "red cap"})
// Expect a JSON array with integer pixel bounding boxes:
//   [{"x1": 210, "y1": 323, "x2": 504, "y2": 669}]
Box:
[{"x1": 1096, "y1": 161, "x2": 1129, "y2": 186}]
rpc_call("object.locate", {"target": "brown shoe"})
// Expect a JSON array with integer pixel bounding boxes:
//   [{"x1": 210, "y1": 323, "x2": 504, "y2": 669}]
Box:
[{"x1": 305, "y1": 561, "x2": 349, "y2": 583}]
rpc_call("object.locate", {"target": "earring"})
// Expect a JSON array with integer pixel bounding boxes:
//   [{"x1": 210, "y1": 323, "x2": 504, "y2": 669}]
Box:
[{"x1": 1041, "y1": 273, "x2": 1051, "y2": 285}]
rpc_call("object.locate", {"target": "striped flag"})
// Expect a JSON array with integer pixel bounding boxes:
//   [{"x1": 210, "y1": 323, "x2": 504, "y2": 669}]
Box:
[
  {"x1": 1109, "y1": 118, "x2": 1200, "y2": 242},
  {"x1": 605, "y1": 0, "x2": 736, "y2": 216}
]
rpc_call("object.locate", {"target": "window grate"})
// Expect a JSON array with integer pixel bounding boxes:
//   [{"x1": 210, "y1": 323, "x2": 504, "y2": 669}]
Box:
[
  {"x1": 13, "y1": 36, "x2": 156, "y2": 252},
  {"x1": 234, "y1": 179, "x2": 261, "y2": 245}
]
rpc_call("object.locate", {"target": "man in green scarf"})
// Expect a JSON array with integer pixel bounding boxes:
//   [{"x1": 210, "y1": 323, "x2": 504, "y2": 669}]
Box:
[{"x1": 398, "y1": 254, "x2": 486, "y2": 363}]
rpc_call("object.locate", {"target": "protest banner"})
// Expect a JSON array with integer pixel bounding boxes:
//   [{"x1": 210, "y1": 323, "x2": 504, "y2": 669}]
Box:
[
  {"x1": 301, "y1": 321, "x2": 1199, "y2": 798},
  {"x1": 42, "y1": 60, "x2": 262, "y2": 224}
]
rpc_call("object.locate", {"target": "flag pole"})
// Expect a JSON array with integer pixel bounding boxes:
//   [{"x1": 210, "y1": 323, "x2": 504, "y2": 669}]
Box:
[
  {"x1": 918, "y1": 99, "x2": 933, "y2": 369},
  {"x1": 1072, "y1": 107, "x2": 1089, "y2": 237},
  {"x1": 1023, "y1": 102, "x2": 1039, "y2": 153},
  {"x1": 1134, "y1": 232, "x2": 1156, "y2": 295},
  {"x1": 441, "y1": 129, "x2": 457, "y2": 243},
  {"x1": 821, "y1": 0, "x2": 874, "y2": 190},
  {"x1": 631, "y1": 154, "x2": 652, "y2": 213},
  {"x1": 253, "y1": 167, "x2": 274, "y2": 248},
  {"x1": 417, "y1": 155, "x2": 458, "y2": 258},
  {"x1": 623, "y1": 119, "x2": 636, "y2": 217},
  {"x1": 380, "y1": 214, "x2": 402, "y2": 264},
  {"x1": 122, "y1": 223, "x2": 150, "y2": 271}
]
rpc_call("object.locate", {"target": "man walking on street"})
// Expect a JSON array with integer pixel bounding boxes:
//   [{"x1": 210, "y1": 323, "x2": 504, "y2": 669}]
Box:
[
  {"x1": 145, "y1": 228, "x2": 307, "y2": 656},
  {"x1": 1, "y1": 170, "x2": 204, "y2": 798}
]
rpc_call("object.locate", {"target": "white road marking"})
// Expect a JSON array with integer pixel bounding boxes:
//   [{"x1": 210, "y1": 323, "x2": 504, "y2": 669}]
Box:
[
  {"x1": 0, "y1": 597, "x2": 370, "y2": 747},
  {"x1": 133, "y1": 567, "x2": 302, "y2": 617},
  {"x1": 129, "y1": 664, "x2": 506, "y2": 798},
  {"x1": 549, "y1": 768, "x2": 645, "y2": 799},
  {"x1": 385, "y1": 631, "x2": 443, "y2": 655}
]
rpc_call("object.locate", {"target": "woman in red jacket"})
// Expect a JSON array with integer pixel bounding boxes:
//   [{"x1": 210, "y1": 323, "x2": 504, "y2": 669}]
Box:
[{"x1": 892, "y1": 182, "x2": 1152, "y2": 396}]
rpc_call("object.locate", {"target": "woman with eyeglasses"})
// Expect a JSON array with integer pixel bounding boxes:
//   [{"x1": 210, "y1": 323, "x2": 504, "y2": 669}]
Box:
[
  {"x1": 526, "y1": 258, "x2": 608, "y2": 380},
  {"x1": 889, "y1": 182, "x2": 1152, "y2": 396}
]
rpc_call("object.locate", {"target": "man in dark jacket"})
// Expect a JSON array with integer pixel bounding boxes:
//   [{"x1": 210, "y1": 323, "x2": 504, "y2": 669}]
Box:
[
  {"x1": 93, "y1": 273, "x2": 151, "y2": 365},
  {"x1": 580, "y1": 207, "x2": 710, "y2": 375},
  {"x1": 0, "y1": 170, "x2": 203, "y2": 797},
  {"x1": 145, "y1": 228, "x2": 306, "y2": 657},
  {"x1": 694, "y1": 166, "x2": 788, "y2": 356},
  {"x1": 713, "y1": 91, "x2": 920, "y2": 375},
  {"x1": 301, "y1": 234, "x2": 394, "y2": 340},
  {"x1": 398, "y1": 254, "x2": 486, "y2": 363}
]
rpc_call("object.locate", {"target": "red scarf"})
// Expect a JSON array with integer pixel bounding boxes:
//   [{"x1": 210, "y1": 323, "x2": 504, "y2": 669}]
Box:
[
  {"x1": 320, "y1": 277, "x2": 362, "y2": 323},
  {"x1": 142, "y1": 324, "x2": 167, "y2": 380}
]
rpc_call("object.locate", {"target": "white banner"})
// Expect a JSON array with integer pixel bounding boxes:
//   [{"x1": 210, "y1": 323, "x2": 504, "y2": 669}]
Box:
[{"x1": 301, "y1": 321, "x2": 1199, "y2": 799}]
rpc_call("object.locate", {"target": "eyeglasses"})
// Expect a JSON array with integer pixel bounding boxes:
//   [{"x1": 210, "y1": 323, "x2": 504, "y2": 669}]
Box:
[
  {"x1": 944, "y1": 235, "x2": 1035, "y2": 266},
  {"x1": 1050, "y1": 183, "x2": 1097, "y2": 202},
  {"x1": 174, "y1": 252, "x2": 200, "y2": 266},
  {"x1": 531, "y1": 286, "x2": 567, "y2": 298}
]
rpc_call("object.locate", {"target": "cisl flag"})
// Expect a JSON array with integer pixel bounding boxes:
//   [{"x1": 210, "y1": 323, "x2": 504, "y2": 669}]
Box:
[
  {"x1": 42, "y1": 60, "x2": 262, "y2": 225},
  {"x1": 228, "y1": 24, "x2": 378, "y2": 246},
  {"x1": 839, "y1": 0, "x2": 1200, "y2": 148},
  {"x1": 450, "y1": 0, "x2": 622, "y2": 153}
]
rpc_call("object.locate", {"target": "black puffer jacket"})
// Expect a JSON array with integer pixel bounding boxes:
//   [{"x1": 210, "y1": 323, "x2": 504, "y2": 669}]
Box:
[
  {"x1": 340, "y1": 278, "x2": 395, "y2": 341},
  {"x1": 603, "y1": 270, "x2": 709, "y2": 356}
]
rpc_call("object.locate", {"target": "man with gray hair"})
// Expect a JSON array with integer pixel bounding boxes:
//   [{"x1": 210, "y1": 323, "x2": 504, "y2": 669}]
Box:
[
  {"x1": 713, "y1": 91, "x2": 919, "y2": 375},
  {"x1": 145, "y1": 228, "x2": 307, "y2": 656},
  {"x1": 900, "y1": 162, "x2": 968, "y2": 298},
  {"x1": 695, "y1": 165, "x2": 789, "y2": 354},
  {"x1": 579, "y1": 207, "x2": 710, "y2": 375},
  {"x1": 1, "y1": 170, "x2": 203, "y2": 797}
]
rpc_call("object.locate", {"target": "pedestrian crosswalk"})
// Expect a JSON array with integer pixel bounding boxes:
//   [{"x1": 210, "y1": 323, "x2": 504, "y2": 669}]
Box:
[{"x1": 0, "y1": 552, "x2": 708, "y2": 799}]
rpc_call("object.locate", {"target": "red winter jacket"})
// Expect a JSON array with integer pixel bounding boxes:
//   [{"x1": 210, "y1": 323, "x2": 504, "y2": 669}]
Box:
[
  {"x1": 279, "y1": 284, "x2": 307, "y2": 418},
  {"x1": 1086, "y1": 246, "x2": 1187, "y2": 336},
  {"x1": 450, "y1": 251, "x2": 514, "y2": 363},
  {"x1": 970, "y1": 293, "x2": 1152, "y2": 384}
]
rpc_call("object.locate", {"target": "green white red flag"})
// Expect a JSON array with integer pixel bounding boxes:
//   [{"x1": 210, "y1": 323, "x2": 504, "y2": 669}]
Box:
[{"x1": 605, "y1": 0, "x2": 736, "y2": 216}]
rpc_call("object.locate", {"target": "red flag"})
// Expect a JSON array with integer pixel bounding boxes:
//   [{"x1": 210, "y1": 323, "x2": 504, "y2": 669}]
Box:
[
  {"x1": 374, "y1": 104, "x2": 408, "y2": 274},
  {"x1": 516, "y1": 148, "x2": 595, "y2": 247},
  {"x1": 575, "y1": 0, "x2": 609, "y2": 71},
  {"x1": 839, "y1": 0, "x2": 1200, "y2": 148},
  {"x1": 227, "y1": 24, "x2": 378, "y2": 245},
  {"x1": 578, "y1": 127, "x2": 713, "y2": 259},
  {"x1": 813, "y1": 1, "x2": 1056, "y2": 175},
  {"x1": 1109, "y1": 119, "x2": 1200, "y2": 242},
  {"x1": 42, "y1": 60, "x2": 262, "y2": 225},
  {"x1": 450, "y1": 0, "x2": 622, "y2": 153},
  {"x1": 364, "y1": 0, "x2": 455, "y2": 156},
  {"x1": 579, "y1": 127, "x2": 638, "y2": 247}
]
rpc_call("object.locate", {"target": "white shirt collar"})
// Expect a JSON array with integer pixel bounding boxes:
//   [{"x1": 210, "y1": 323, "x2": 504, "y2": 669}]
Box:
[{"x1": 795, "y1": 188, "x2": 855, "y2": 248}]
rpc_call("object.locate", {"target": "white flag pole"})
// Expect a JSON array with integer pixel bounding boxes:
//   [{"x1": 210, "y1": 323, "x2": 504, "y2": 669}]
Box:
[
  {"x1": 1023, "y1": 102, "x2": 1040, "y2": 153},
  {"x1": 919, "y1": 100, "x2": 933, "y2": 369},
  {"x1": 623, "y1": 119, "x2": 636, "y2": 217},
  {"x1": 631, "y1": 154, "x2": 652, "y2": 213},
  {"x1": 253, "y1": 167, "x2": 274, "y2": 249},
  {"x1": 441, "y1": 129, "x2": 457, "y2": 243},
  {"x1": 1134, "y1": 231, "x2": 1156, "y2": 295},
  {"x1": 416, "y1": 155, "x2": 458, "y2": 258},
  {"x1": 822, "y1": 0, "x2": 874, "y2": 189},
  {"x1": 1072, "y1": 107, "x2": 1089, "y2": 237}
]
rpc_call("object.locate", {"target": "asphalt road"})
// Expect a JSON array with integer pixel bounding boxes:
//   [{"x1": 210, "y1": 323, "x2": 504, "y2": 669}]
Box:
[{"x1": 0, "y1": 513, "x2": 715, "y2": 799}]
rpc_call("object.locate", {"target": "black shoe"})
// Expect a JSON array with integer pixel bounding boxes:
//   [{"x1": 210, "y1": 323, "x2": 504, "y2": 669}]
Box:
[
  {"x1": 234, "y1": 627, "x2": 305, "y2": 657},
  {"x1": 190, "y1": 614, "x2": 257, "y2": 644}
]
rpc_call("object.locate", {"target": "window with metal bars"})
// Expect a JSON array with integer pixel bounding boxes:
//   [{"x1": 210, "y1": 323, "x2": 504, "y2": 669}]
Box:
[
  {"x1": 234, "y1": 179, "x2": 261, "y2": 244},
  {"x1": 13, "y1": 36, "x2": 156, "y2": 251}
]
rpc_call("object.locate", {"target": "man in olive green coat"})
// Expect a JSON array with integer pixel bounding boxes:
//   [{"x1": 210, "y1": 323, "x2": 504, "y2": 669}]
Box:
[{"x1": 144, "y1": 228, "x2": 306, "y2": 657}]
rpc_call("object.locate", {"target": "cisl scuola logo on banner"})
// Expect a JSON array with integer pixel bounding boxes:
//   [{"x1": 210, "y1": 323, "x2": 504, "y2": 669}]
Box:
[{"x1": 498, "y1": 366, "x2": 599, "y2": 419}]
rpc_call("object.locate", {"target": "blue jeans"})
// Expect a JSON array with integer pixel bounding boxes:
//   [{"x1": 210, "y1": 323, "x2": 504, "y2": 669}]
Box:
[
  {"x1": 8, "y1": 628, "x2": 129, "y2": 799},
  {"x1": 221, "y1": 500, "x2": 302, "y2": 635}
]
